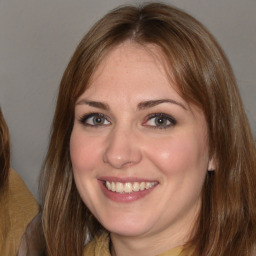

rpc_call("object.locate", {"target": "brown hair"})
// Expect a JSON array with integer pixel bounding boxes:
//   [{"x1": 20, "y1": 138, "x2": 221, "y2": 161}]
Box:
[
  {"x1": 0, "y1": 108, "x2": 10, "y2": 191},
  {"x1": 40, "y1": 3, "x2": 256, "y2": 256},
  {"x1": 0, "y1": 108, "x2": 11, "y2": 256}
]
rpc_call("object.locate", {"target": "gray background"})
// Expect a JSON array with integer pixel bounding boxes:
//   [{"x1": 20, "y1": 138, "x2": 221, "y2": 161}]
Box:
[{"x1": 1, "y1": 0, "x2": 255, "y2": 200}]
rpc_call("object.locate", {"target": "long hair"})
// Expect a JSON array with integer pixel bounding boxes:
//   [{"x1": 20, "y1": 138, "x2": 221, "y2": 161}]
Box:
[
  {"x1": 40, "y1": 3, "x2": 256, "y2": 256},
  {"x1": 0, "y1": 108, "x2": 10, "y2": 192},
  {"x1": 0, "y1": 108, "x2": 11, "y2": 252}
]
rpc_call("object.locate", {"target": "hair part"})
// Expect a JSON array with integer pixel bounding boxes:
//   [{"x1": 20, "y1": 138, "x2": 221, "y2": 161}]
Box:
[{"x1": 40, "y1": 3, "x2": 256, "y2": 256}]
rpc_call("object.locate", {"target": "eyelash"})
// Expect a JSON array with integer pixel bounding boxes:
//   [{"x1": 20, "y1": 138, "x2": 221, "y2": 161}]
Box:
[
  {"x1": 78, "y1": 112, "x2": 177, "y2": 129},
  {"x1": 143, "y1": 113, "x2": 177, "y2": 129},
  {"x1": 79, "y1": 112, "x2": 110, "y2": 127}
]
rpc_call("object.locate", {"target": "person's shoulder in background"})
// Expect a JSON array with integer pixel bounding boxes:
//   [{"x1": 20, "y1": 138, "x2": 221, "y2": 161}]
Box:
[{"x1": 0, "y1": 168, "x2": 39, "y2": 256}]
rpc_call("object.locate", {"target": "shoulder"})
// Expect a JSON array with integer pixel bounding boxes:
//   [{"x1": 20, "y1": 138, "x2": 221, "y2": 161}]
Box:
[
  {"x1": 0, "y1": 169, "x2": 38, "y2": 256},
  {"x1": 8, "y1": 169, "x2": 38, "y2": 219}
]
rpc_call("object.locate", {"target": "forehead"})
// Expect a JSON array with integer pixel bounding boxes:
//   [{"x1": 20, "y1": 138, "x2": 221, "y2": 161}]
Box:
[{"x1": 81, "y1": 42, "x2": 182, "y2": 103}]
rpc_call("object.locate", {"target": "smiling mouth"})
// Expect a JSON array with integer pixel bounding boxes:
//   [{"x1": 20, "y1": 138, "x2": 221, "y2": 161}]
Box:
[{"x1": 104, "y1": 181, "x2": 158, "y2": 194}]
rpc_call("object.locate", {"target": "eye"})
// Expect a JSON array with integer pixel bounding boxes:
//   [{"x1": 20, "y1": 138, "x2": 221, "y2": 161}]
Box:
[
  {"x1": 143, "y1": 113, "x2": 176, "y2": 129},
  {"x1": 79, "y1": 113, "x2": 110, "y2": 127}
]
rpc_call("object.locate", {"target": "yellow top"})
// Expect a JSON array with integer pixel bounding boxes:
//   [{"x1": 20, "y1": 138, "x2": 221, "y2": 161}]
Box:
[
  {"x1": 0, "y1": 169, "x2": 38, "y2": 256},
  {"x1": 84, "y1": 232, "x2": 189, "y2": 256}
]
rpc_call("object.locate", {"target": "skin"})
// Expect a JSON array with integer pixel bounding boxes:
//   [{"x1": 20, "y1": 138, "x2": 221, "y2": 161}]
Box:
[{"x1": 70, "y1": 42, "x2": 214, "y2": 256}]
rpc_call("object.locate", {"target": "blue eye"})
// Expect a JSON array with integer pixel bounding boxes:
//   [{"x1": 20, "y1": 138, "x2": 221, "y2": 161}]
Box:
[
  {"x1": 144, "y1": 113, "x2": 176, "y2": 129},
  {"x1": 79, "y1": 113, "x2": 110, "y2": 127}
]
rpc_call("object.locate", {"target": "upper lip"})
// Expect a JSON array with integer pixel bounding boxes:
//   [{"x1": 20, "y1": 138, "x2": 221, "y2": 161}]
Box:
[{"x1": 98, "y1": 176, "x2": 159, "y2": 183}]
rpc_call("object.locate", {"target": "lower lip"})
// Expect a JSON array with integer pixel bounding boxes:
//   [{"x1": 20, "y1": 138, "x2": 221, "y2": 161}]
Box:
[{"x1": 98, "y1": 181, "x2": 157, "y2": 203}]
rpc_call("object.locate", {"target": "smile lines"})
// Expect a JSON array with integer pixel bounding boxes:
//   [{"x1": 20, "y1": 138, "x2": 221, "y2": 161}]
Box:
[{"x1": 105, "y1": 181, "x2": 158, "y2": 194}]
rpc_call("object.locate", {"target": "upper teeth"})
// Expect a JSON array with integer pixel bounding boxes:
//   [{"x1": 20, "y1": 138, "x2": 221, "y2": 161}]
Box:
[{"x1": 105, "y1": 181, "x2": 157, "y2": 194}]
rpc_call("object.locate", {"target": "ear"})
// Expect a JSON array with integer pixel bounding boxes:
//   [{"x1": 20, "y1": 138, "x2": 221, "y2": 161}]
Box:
[{"x1": 208, "y1": 157, "x2": 216, "y2": 172}]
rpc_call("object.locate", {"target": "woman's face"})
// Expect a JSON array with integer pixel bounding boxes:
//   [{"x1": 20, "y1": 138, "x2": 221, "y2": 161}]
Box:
[{"x1": 70, "y1": 42, "x2": 213, "y2": 243}]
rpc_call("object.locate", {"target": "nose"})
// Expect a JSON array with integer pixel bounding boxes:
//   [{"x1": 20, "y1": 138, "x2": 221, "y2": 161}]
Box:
[{"x1": 103, "y1": 126, "x2": 142, "y2": 169}]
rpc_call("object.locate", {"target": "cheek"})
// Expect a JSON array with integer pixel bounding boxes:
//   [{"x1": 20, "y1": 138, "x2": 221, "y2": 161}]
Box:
[
  {"x1": 70, "y1": 130, "x2": 102, "y2": 173},
  {"x1": 145, "y1": 132, "x2": 208, "y2": 176}
]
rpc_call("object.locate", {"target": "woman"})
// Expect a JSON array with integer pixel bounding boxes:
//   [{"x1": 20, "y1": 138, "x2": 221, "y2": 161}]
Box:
[
  {"x1": 0, "y1": 108, "x2": 38, "y2": 255},
  {"x1": 39, "y1": 3, "x2": 256, "y2": 256}
]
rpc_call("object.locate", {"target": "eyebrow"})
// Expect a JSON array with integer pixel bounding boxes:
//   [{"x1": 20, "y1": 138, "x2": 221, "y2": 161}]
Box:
[
  {"x1": 76, "y1": 98, "x2": 187, "y2": 111},
  {"x1": 76, "y1": 100, "x2": 110, "y2": 110},
  {"x1": 137, "y1": 99, "x2": 187, "y2": 110}
]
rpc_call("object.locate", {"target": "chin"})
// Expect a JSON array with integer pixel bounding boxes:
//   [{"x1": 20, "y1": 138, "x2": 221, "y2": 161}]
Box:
[{"x1": 101, "y1": 217, "x2": 153, "y2": 237}]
